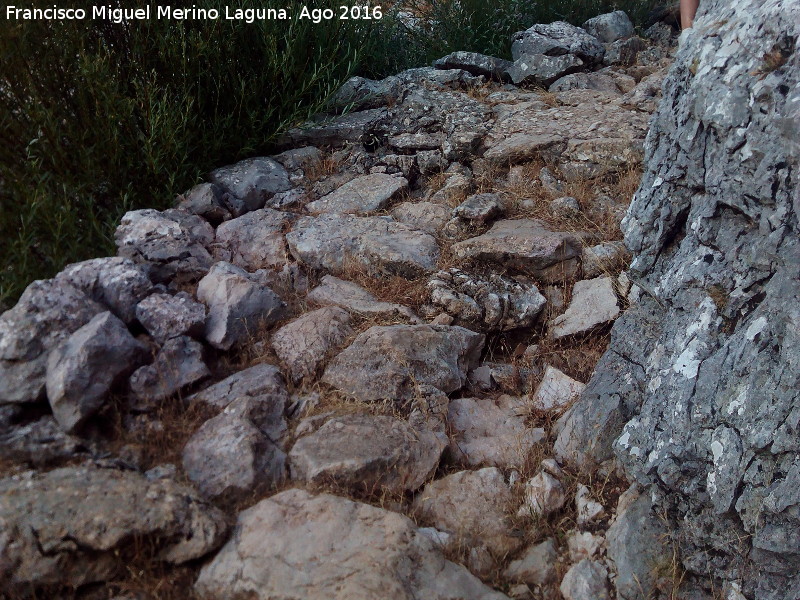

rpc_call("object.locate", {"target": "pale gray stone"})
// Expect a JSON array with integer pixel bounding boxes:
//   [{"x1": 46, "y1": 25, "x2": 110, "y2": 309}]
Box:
[
  {"x1": 549, "y1": 72, "x2": 622, "y2": 95},
  {"x1": 271, "y1": 307, "x2": 353, "y2": 383},
  {"x1": 0, "y1": 416, "x2": 85, "y2": 466},
  {"x1": 135, "y1": 292, "x2": 206, "y2": 343},
  {"x1": 433, "y1": 51, "x2": 513, "y2": 80},
  {"x1": 511, "y1": 21, "x2": 605, "y2": 64},
  {"x1": 195, "y1": 489, "x2": 509, "y2": 600},
  {"x1": 504, "y1": 539, "x2": 558, "y2": 586},
  {"x1": 530, "y1": 365, "x2": 585, "y2": 411},
  {"x1": 550, "y1": 277, "x2": 620, "y2": 338},
  {"x1": 518, "y1": 471, "x2": 567, "y2": 518},
  {"x1": 413, "y1": 467, "x2": 522, "y2": 556},
  {"x1": 307, "y1": 275, "x2": 420, "y2": 322},
  {"x1": 506, "y1": 54, "x2": 584, "y2": 87},
  {"x1": 453, "y1": 193, "x2": 504, "y2": 223},
  {"x1": 551, "y1": 196, "x2": 581, "y2": 216},
  {"x1": 289, "y1": 413, "x2": 444, "y2": 493},
  {"x1": 197, "y1": 262, "x2": 286, "y2": 350},
  {"x1": 560, "y1": 559, "x2": 610, "y2": 600},
  {"x1": 0, "y1": 464, "x2": 227, "y2": 594},
  {"x1": 176, "y1": 182, "x2": 230, "y2": 225},
  {"x1": 189, "y1": 363, "x2": 288, "y2": 411},
  {"x1": 582, "y1": 242, "x2": 628, "y2": 278},
  {"x1": 209, "y1": 157, "x2": 291, "y2": 215},
  {"x1": 322, "y1": 324, "x2": 483, "y2": 405},
  {"x1": 391, "y1": 201, "x2": 451, "y2": 235},
  {"x1": 582, "y1": 11, "x2": 635, "y2": 43},
  {"x1": 575, "y1": 484, "x2": 605, "y2": 526},
  {"x1": 567, "y1": 531, "x2": 604, "y2": 562},
  {"x1": 306, "y1": 173, "x2": 408, "y2": 215},
  {"x1": 46, "y1": 312, "x2": 147, "y2": 432},
  {"x1": 129, "y1": 336, "x2": 210, "y2": 405},
  {"x1": 213, "y1": 208, "x2": 292, "y2": 271}
]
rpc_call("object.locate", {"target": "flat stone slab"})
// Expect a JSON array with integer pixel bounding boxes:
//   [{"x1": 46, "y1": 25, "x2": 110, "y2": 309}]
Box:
[
  {"x1": 307, "y1": 174, "x2": 408, "y2": 215},
  {"x1": 550, "y1": 276, "x2": 620, "y2": 338},
  {"x1": 530, "y1": 365, "x2": 585, "y2": 411},
  {"x1": 195, "y1": 489, "x2": 509, "y2": 600},
  {"x1": 307, "y1": 275, "x2": 420, "y2": 322}
]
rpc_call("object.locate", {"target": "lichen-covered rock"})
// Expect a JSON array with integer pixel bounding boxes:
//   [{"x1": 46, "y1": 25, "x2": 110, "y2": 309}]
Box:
[
  {"x1": 452, "y1": 219, "x2": 583, "y2": 282},
  {"x1": 271, "y1": 307, "x2": 353, "y2": 383},
  {"x1": 197, "y1": 261, "x2": 286, "y2": 350},
  {"x1": 46, "y1": 311, "x2": 148, "y2": 432},
  {"x1": 286, "y1": 214, "x2": 440, "y2": 279},
  {"x1": 114, "y1": 209, "x2": 213, "y2": 284},
  {"x1": 212, "y1": 208, "x2": 292, "y2": 271},
  {"x1": 306, "y1": 173, "x2": 408, "y2": 215},
  {"x1": 135, "y1": 292, "x2": 206, "y2": 343},
  {"x1": 322, "y1": 324, "x2": 483, "y2": 405},
  {"x1": 506, "y1": 54, "x2": 584, "y2": 87},
  {"x1": 289, "y1": 413, "x2": 444, "y2": 493},
  {"x1": 427, "y1": 268, "x2": 546, "y2": 332},
  {"x1": 209, "y1": 157, "x2": 291, "y2": 215},
  {"x1": 561, "y1": 2, "x2": 800, "y2": 597},
  {"x1": 391, "y1": 201, "x2": 451, "y2": 235},
  {"x1": 0, "y1": 279, "x2": 104, "y2": 404},
  {"x1": 0, "y1": 463, "x2": 228, "y2": 594},
  {"x1": 195, "y1": 489, "x2": 509, "y2": 600}
]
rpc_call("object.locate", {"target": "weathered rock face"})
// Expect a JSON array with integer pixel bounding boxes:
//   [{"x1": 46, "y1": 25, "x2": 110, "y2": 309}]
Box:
[
  {"x1": 195, "y1": 489, "x2": 509, "y2": 600},
  {"x1": 0, "y1": 464, "x2": 228, "y2": 594},
  {"x1": 558, "y1": 2, "x2": 800, "y2": 597}
]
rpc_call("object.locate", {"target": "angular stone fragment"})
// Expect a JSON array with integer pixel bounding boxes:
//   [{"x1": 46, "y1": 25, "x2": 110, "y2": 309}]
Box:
[
  {"x1": 511, "y1": 21, "x2": 605, "y2": 64},
  {"x1": 0, "y1": 279, "x2": 104, "y2": 404},
  {"x1": 452, "y1": 219, "x2": 583, "y2": 282},
  {"x1": 197, "y1": 262, "x2": 286, "y2": 350},
  {"x1": 484, "y1": 133, "x2": 564, "y2": 165},
  {"x1": 271, "y1": 307, "x2": 353, "y2": 383},
  {"x1": 322, "y1": 324, "x2": 483, "y2": 405},
  {"x1": 567, "y1": 531, "x2": 604, "y2": 562},
  {"x1": 287, "y1": 214, "x2": 440, "y2": 279},
  {"x1": 306, "y1": 173, "x2": 408, "y2": 215},
  {"x1": 433, "y1": 51, "x2": 513, "y2": 80},
  {"x1": 504, "y1": 539, "x2": 558, "y2": 586},
  {"x1": 114, "y1": 209, "x2": 213, "y2": 284},
  {"x1": 0, "y1": 417, "x2": 86, "y2": 467},
  {"x1": 448, "y1": 396, "x2": 545, "y2": 469},
  {"x1": 506, "y1": 54, "x2": 584, "y2": 87},
  {"x1": 550, "y1": 277, "x2": 620, "y2": 338},
  {"x1": 289, "y1": 413, "x2": 444, "y2": 493},
  {"x1": 129, "y1": 336, "x2": 210, "y2": 405},
  {"x1": 307, "y1": 275, "x2": 420, "y2": 322},
  {"x1": 387, "y1": 132, "x2": 443, "y2": 152},
  {"x1": 213, "y1": 208, "x2": 291, "y2": 271},
  {"x1": 391, "y1": 201, "x2": 451, "y2": 235},
  {"x1": 453, "y1": 193, "x2": 504, "y2": 223},
  {"x1": 581, "y1": 242, "x2": 628, "y2": 278},
  {"x1": 549, "y1": 72, "x2": 622, "y2": 95},
  {"x1": 560, "y1": 559, "x2": 610, "y2": 600},
  {"x1": 55, "y1": 257, "x2": 153, "y2": 324},
  {"x1": 272, "y1": 145, "x2": 323, "y2": 172},
  {"x1": 518, "y1": 471, "x2": 566, "y2": 517},
  {"x1": 135, "y1": 292, "x2": 206, "y2": 343},
  {"x1": 0, "y1": 464, "x2": 228, "y2": 594},
  {"x1": 582, "y1": 10, "x2": 635, "y2": 43},
  {"x1": 46, "y1": 312, "x2": 148, "y2": 432},
  {"x1": 189, "y1": 363, "x2": 288, "y2": 411},
  {"x1": 530, "y1": 365, "x2": 585, "y2": 411},
  {"x1": 575, "y1": 484, "x2": 605, "y2": 526},
  {"x1": 413, "y1": 467, "x2": 521, "y2": 556},
  {"x1": 182, "y1": 397, "x2": 287, "y2": 500},
  {"x1": 281, "y1": 108, "x2": 387, "y2": 148},
  {"x1": 176, "y1": 182, "x2": 231, "y2": 225},
  {"x1": 195, "y1": 489, "x2": 509, "y2": 600},
  {"x1": 428, "y1": 268, "x2": 547, "y2": 332},
  {"x1": 209, "y1": 157, "x2": 291, "y2": 215}
]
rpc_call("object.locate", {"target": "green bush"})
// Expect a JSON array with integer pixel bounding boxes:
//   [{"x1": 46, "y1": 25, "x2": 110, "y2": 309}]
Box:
[{"x1": 0, "y1": 0, "x2": 373, "y2": 309}]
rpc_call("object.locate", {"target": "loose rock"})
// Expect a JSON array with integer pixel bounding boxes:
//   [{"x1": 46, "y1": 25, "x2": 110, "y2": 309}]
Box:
[
  {"x1": 550, "y1": 277, "x2": 620, "y2": 338},
  {"x1": 560, "y1": 559, "x2": 610, "y2": 600},
  {"x1": 209, "y1": 157, "x2": 291, "y2": 215},
  {"x1": 213, "y1": 208, "x2": 292, "y2": 271},
  {"x1": 530, "y1": 365, "x2": 585, "y2": 411},
  {"x1": 129, "y1": 336, "x2": 210, "y2": 405},
  {"x1": 504, "y1": 539, "x2": 558, "y2": 586},
  {"x1": 307, "y1": 275, "x2": 420, "y2": 322},
  {"x1": 306, "y1": 173, "x2": 408, "y2": 215},
  {"x1": 135, "y1": 292, "x2": 206, "y2": 343}
]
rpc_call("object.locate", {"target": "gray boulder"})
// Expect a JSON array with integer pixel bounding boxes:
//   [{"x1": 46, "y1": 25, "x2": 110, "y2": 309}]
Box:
[
  {"x1": 55, "y1": 257, "x2": 153, "y2": 324},
  {"x1": 0, "y1": 464, "x2": 228, "y2": 594},
  {"x1": 271, "y1": 306, "x2": 353, "y2": 383},
  {"x1": 182, "y1": 396, "x2": 287, "y2": 500},
  {"x1": 287, "y1": 214, "x2": 440, "y2": 279},
  {"x1": 289, "y1": 413, "x2": 445, "y2": 493},
  {"x1": 135, "y1": 292, "x2": 206, "y2": 343},
  {"x1": 452, "y1": 219, "x2": 583, "y2": 282},
  {"x1": 560, "y1": 559, "x2": 610, "y2": 600},
  {"x1": 46, "y1": 311, "x2": 148, "y2": 432},
  {"x1": 504, "y1": 539, "x2": 558, "y2": 586},
  {"x1": 129, "y1": 336, "x2": 210, "y2": 405},
  {"x1": 195, "y1": 489, "x2": 509, "y2": 600},
  {"x1": 511, "y1": 21, "x2": 605, "y2": 64},
  {"x1": 433, "y1": 51, "x2": 513, "y2": 80},
  {"x1": 209, "y1": 157, "x2": 291, "y2": 215},
  {"x1": 582, "y1": 11, "x2": 635, "y2": 43},
  {"x1": 176, "y1": 182, "x2": 231, "y2": 225},
  {"x1": 213, "y1": 208, "x2": 292, "y2": 271},
  {"x1": 189, "y1": 363, "x2": 288, "y2": 411},
  {"x1": 0, "y1": 279, "x2": 104, "y2": 404},
  {"x1": 281, "y1": 108, "x2": 387, "y2": 148},
  {"x1": 306, "y1": 173, "x2": 408, "y2": 215},
  {"x1": 114, "y1": 209, "x2": 213, "y2": 284},
  {"x1": 452, "y1": 193, "x2": 504, "y2": 223},
  {"x1": 506, "y1": 54, "x2": 584, "y2": 87},
  {"x1": 322, "y1": 324, "x2": 483, "y2": 405},
  {"x1": 562, "y1": 1, "x2": 800, "y2": 597},
  {"x1": 197, "y1": 261, "x2": 286, "y2": 350},
  {"x1": 391, "y1": 201, "x2": 451, "y2": 235}
]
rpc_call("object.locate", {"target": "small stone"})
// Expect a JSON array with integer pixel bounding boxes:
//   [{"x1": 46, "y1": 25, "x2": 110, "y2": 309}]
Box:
[
  {"x1": 539, "y1": 166, "x2": 566, "y2": 196},
  {"x1": 576, "y1": 484, "x2": 605, "y2": 525},
  {"x1": 431, "y1": 313, "x2": 455, "y2": 325},
  {"x1": 504, "y1": 538, "x2": 558, "y2": 586},
  {"x1": 189, "y1": 363, "x2": 288, "y2": 411},
  {"x1": 135, "y1": 292, "x2": 206, "y2": 343},
  {"x1": 506, "y1": 54, "x2": 584, "y2": 87},
  {"x1": 550, "y1": 277, "x2": 620, "y2": 338},
  {"x1": 453, "y1": 193, "x2": 504, "y2": 223},
  {"x1": 518, "y1": 471, "x2": 566, "y2": 517},
  {"x1": 307, "y1": 275, "x2": 419, "y2": 322},
  {"x1": 177, "y1": 183, "x2": 230, "y2": 225},
  {"x1": 551, "y1": 196, "x2": 581, "y2": 216},
  {"x1": 391, "y1": 201, "x2": 451, "y2": 235},
  {"x1": 271, "y1": 307, "x2": 353, "y2": 383},
  {"x1": 530, "y1": 366, "x2": 585, "y2": 411},
  {"x1": 433, "y1": 51, "x2": 513, "y2": 80},
  {"x1": 560, "y1": 559, "x2": 610, "y2": 600},
  {"x1": 541, "y1": 458, "x2": 564, "y2": 478},
  {"x1": 129, "y1": 336, "x2": 210, "y2": 405},
  {"x1": 567, "y1": 530, "x2": 604, "y2": 562},
  {"x1": 306, "y1": 173, "x2": 408, "y2": 215},
  {"x1": 209, "y1": 157, "x2": 291, "y2": 215},
  {"x1": 582, "y1": 242, "x2": 628, "y2": 279}
]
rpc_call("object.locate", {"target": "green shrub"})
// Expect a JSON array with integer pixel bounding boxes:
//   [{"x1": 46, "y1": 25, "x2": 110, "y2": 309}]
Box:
[{"x1": 0, "y1": 0, "x2": 372, "y2": 308}]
